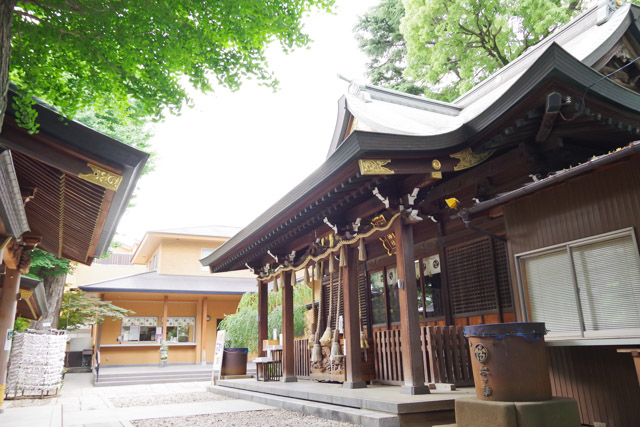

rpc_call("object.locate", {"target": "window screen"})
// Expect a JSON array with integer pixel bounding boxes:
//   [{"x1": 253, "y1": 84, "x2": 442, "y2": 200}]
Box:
[{"x1": 519, "y1": 229, "x2": 640, "y2": 338}]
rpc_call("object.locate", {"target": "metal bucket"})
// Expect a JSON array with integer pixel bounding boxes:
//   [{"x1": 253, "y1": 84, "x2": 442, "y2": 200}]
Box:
[
  {"x1": 221, "y1": 347, "x2": 248, "y2": 376},
  {"x1": 464, "y1": 322, "x2": 552, "y2": 402}
]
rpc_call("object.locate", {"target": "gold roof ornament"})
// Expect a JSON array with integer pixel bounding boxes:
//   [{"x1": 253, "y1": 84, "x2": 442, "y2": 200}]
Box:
[
  {"x1": 450, "y1": 148, "x2": 495, "y2": 171},
  {"x1": 78, "y1": 163, "x2": 123, "y2": 191},
  {"x1": 359, "y1": 159, "x2": 394, "y2": 175}
]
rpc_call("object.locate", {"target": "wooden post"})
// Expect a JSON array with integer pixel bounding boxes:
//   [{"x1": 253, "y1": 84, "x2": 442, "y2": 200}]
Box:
[
  {"x1": 281, "y1": 271, "x2": 296, "y2": 382},
  {"x1": 343, "y1": 246, "x2": 365, "y2": 388},
  {"x1": 437, "y1": 221, "x2": 454, "y2": 326},
  {"x1": 201, "y1": 297, "x2": 208, "y2": 365},
  {"x1": 162, "y1": 295, "x2": 168, "y2": 341},
  {"x1": 258, "y1": 280, "x2": 268, "y2": 357},
  {"x1": 394, "y1": 219, "x2": 430, "y2": 395},
  {"x1": 0, "y1": 268, "x2": 21, "y2": 411}
]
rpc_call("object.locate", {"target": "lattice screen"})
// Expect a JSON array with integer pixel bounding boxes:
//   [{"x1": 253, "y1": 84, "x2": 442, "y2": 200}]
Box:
[
  {"x1": 493, "y1": 239, "x2": 513, "y2": 311},
  {"x1": 446, "y1": 238, "x2": 498, "y2": 315}
]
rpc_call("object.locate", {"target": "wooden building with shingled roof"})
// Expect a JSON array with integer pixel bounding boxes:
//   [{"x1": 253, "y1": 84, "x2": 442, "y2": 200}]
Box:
[{"x1": 202, "y1": 3, "x2": 640, "y2": 426}]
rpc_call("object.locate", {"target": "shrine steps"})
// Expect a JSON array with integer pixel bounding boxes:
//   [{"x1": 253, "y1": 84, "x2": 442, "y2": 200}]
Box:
[
  {"x1": 93, "y1": 366, "x2": 255, "y2": 387},
  {"x1": 211, "y1": 378, "x2": 472, "y2": 426},
  {"x1": 208, "y1": 384, "x2": 401, "y2": 427}
]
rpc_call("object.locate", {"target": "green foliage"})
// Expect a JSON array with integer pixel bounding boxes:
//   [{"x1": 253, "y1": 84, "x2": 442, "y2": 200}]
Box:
[
  {"x1": 13, "y1": 317, "x2": 30, "y2": 331},
  {"x1": 9, "y1": 0, "x2": 335, "y2": 129},
  {"x1": 27, "y1": 248, "x2": 72, "y2": 279},
  {"x1": 58, "y1": 289, "x2": 134, "y2": 331},
  {"x1": 218, "y1": 283, "x2": 312, "y2": 353},
  {"x1": 400, "y1": 0, "x2": 586, "y2": 101},
  {"x1": 354, "y1": 0, "x2": 424, "y2": 95},
  {"x1": 74, "y1": 106, "x2": 156, "y2": 175}
]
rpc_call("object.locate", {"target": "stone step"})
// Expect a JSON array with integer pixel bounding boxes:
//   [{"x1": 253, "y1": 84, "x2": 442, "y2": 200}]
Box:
[
  {"x1": 94, "y1": 375, "x2": 213, "y2": 387},
  {"x1": 208, "y1": 385, "x2": 400, "y2": 427}
]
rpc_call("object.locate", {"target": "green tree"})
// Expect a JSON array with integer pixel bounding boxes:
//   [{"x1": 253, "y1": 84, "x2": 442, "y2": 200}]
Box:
[
  {"x1": 26, "y1": 248, "x2": 72, "y2": 330},
  {"x1": 354, "y1": 0, "x2": 424, "y2": 95},
  {"x1": 218, "y1": 284, "x2": 312, "y2": 354},
  {"x1": 400, "y1": 0, "x2": 585, "y2": 101},
  {"x1": 0, "y1": 0, "x2": 335, "y2": 133},
  {"x1": 58, "y1": 289, "x2": 133, "y2": 331}
]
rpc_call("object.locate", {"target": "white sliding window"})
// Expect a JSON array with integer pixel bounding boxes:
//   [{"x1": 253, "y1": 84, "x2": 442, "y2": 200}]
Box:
[{"x1": 517, "y1": 228, "x2": 640, "y2": 339}]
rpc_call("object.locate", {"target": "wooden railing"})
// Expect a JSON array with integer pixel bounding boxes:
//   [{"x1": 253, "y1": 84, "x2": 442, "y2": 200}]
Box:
[
  {"x1": 294, "y1": 338, "x2": 310, "y2": 379},
  {"x1": 373, "y1": 325, "x2": 473, "y2": 386},
  {"x1": 373, "y1": 329, "x2": 403, "y2": 383}
]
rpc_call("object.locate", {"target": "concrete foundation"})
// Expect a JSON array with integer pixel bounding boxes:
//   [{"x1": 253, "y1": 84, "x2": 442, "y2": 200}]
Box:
[{"x1": 455, "y1": 397, "x2": 580, "y2": 427}]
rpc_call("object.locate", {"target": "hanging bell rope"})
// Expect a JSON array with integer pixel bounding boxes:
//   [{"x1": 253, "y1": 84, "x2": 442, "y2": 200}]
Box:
[
  {"x1": 328, "y1": 254, "x2": 336, "y2": 274},
  {"x1": 304, "y1": 266, "x2": 310, "y2": 288},
  {"x1": 358, "y1": 239, "x2": 367, "y2": 262},
  {"x1": 330, "y1": 265, "x2": 343, "y2": 360},
  {"x1": 273, "y1": 274, "x2": 279, "y2": 293},
  {"x1": 319, "y1": 271, "x2": 333, "y2": 346},
  {"x1": 316, "y1": 261, "x2": 323, "y2": 281},
  {"x1": 308, "y1": 264, "x2": 317, "y2": 350},
  {"x1": 339, "y1": 246, "x2": 346, "y2": 268},
  {"x1": 311, "y1": 267, "x2": 323, "y2": 362}
]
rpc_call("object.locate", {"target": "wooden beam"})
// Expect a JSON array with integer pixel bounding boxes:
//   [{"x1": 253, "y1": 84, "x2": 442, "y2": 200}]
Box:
[
  {"x1": 162, "y1": 296, "x2": 168, "y2": 341},
  {"x1": 201, "y1": 297, "x2": 208, "y2": 364},
  {"x1": 343, "y1": 246, "x2": 365, "y2": 388},
  {"x1": 394, "y1": 219, "x2": 429, "y2": 395},
  {"x1": 258, "y1": 280, "x2": 269, "y2": 357},
  {"x1": 281, "y1": 271, "x2": 296, "y2": 382}
]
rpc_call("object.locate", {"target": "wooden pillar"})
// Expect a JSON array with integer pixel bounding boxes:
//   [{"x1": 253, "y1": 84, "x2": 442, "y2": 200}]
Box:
[
  {"x1": 437, "y1": 221, "x2": 454, "y2": 326},
  {"x1": 281, "y1": 271, "x2": 296, "y2": 382},
  {"x1": 0, "y1": 268, "x2": 21, "y2": 411},
  {"x1": 162, "y1": 295, "x2": 168, "y2": 341},
  {"x1": 257, "y1": 280, "x2": 268, "y2": 357},
  {"x1": 394, "y1": 219, "x2": 429, "y2": 395},
  {"x1": 343, "y1": 246, "x2": 365, "y2": 388},
  {"x1": 201, "y1": 297, "x2": 208, "y2": 365}
]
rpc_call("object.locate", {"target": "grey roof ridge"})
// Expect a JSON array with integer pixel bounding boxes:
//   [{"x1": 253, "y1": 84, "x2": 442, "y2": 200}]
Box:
[
  {"x1": 352, "y1": 82, "x2": 461, "y2": 117},
  {"x1": 201, "y1": 41, "x2": 640, "y2": 272},
  {"x1": 78, "y1": 271, "x2": 158, "y2": 288},
  {"x1": 149, "y1": 224, "x2": 242, "y2": 235}
]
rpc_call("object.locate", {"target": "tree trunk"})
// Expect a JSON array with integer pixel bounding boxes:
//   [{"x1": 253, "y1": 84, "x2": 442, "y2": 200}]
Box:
[
  {"x1": 0, "y1": 1, "x2": 17, "y2": 135},
  {"x1": 31, "y1": 273, "x2": 67, "y2": 330}
]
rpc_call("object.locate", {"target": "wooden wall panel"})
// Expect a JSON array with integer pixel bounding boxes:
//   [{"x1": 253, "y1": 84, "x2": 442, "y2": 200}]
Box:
[
  {"x1": 547, "y1": 346, "x2": 640, "y2": 427},
  {"x1": 505, "y1": 157, "x2": 640, "y2": 426}
]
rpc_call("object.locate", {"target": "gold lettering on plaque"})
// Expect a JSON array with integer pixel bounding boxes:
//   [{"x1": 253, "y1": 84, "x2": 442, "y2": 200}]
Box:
[
  {"x1": 78, "y1": 164, "x2": 123, "y2": 191},
  {"x1": 371, "y1": 215, "x2": 396, "y2": 256},
  {"x1": 359, "y1": 159, "x2": 394, "y2": 175}
]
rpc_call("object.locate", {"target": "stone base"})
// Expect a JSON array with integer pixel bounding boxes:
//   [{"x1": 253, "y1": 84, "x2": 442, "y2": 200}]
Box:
[
  {"x1": 343, "y1": 381, "x2": 367, "y2": 389},
  {"x1": 401, "y1": 384, "x2": 431, "y2": 395},
  {"x1": 455, "y1": 397, "x2": 580, "y2": 427},
  {"x1": 281, "y1": 376, "x2": 298, "y2": 383}
]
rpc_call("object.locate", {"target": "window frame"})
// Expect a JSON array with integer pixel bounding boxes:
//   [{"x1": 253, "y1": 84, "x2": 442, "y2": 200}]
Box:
[{"x1": 515, "y1": 227, "x2": 640, "y2": 339}]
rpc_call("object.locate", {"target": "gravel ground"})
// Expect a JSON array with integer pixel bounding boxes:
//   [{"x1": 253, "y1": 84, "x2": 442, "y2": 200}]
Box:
[
  {"x1": 131, "y1": 408, "x2": 355, "y2": 426},
  {"x1": 109, "y1": 392, "x2": 231, "y2": 408}
]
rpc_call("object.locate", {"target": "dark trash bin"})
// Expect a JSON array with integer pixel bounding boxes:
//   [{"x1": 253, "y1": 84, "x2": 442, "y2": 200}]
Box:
[
  {"x1": 465, "y1": 322, "x2": 552, "y2": 402},
  {"x1": 221, "y1": 347, "x2": 248, "y2": 376}
]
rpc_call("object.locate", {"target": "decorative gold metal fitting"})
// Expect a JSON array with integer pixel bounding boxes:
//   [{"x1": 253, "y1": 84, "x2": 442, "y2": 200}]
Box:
[
  {"x1": 78, "y1": 164, "x2": 123, "y2": 191},
  {"x1": 359, "y1": 159, "x2": 394, "y2": 175}
]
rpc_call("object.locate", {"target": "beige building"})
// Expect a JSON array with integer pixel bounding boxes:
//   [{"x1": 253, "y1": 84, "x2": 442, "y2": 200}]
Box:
[{"x1": 80, "y1": 226, "x2": 255, "y2": 366}]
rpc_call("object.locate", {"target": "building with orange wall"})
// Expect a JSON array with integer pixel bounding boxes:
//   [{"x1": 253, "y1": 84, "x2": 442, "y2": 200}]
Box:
[{"x1": 80, "y1": 226, "x2": 255, "y2": 366}]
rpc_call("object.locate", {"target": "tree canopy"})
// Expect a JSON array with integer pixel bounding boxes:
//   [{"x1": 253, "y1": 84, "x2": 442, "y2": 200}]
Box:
[
  {"x1": 58, "y1": 289, "x2": 133, "y2": 331},
  {"x1": 2, "y1": 0, "x2": 335, "y2": 132},
  {"x1": 355, "y1": 0, "x2": 589, "y2": 101},
  {"x1": 401, "y1": 0, "x2": 585, "y2": 101}
]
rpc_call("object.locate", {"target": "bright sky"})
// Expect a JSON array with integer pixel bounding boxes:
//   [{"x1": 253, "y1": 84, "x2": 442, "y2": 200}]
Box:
[{"x1": 116, "y1": 0, "x2": 380, "y2": 244}]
